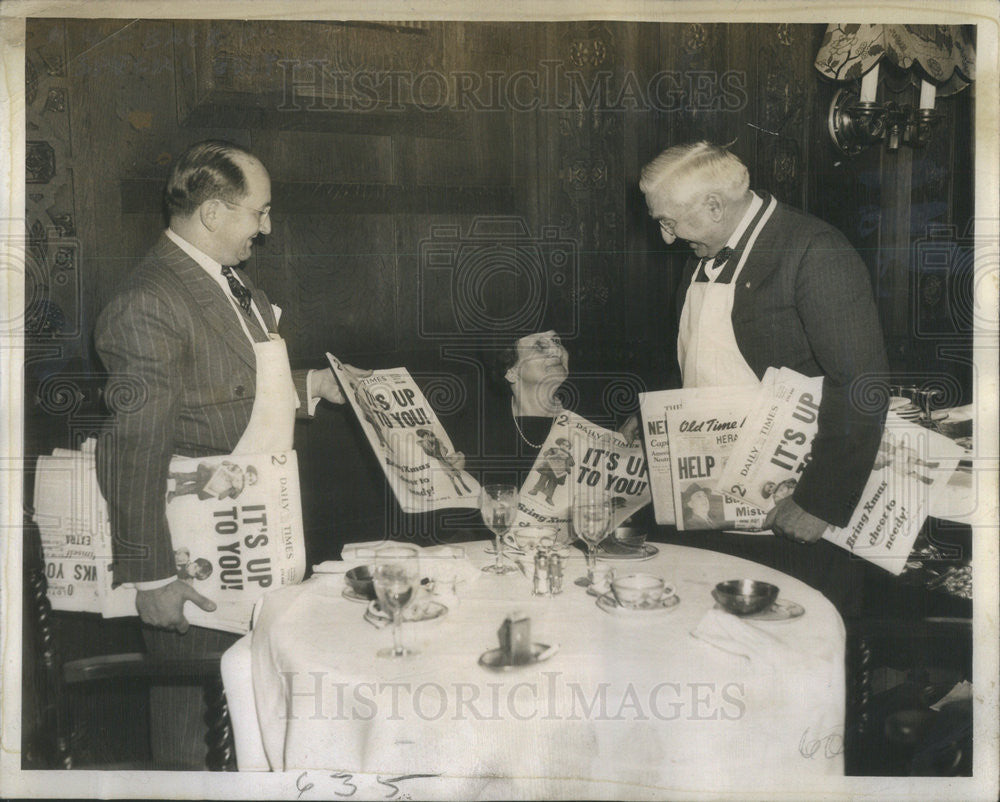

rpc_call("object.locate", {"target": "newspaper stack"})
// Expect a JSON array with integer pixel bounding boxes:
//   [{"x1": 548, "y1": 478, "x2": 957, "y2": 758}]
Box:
[
  {"x1": 640, "y1": 370, "x2": 968, "y2": 574},
  {"x1": 33, "y1": 441, "x2": 307, "y2": 633}
]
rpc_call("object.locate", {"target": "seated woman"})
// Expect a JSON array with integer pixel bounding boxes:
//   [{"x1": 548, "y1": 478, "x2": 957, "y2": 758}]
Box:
[
  {"x1": 399, "y1": 330, "x2": 643, "y2": 547},
  {"x1": 474, "y1": 330, "x2": 652, "y2": 534},
  {"x1": 478, "y1": 329, "x2": 570, "y2": 488},
  {"x1": 386, "y1": 331, "x2": 570, "y2": 547}
]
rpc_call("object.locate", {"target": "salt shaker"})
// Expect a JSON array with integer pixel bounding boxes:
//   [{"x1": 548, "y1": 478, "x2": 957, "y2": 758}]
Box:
[
  {"x1": 547, "y1": 552, "x2": 563, "y2": 595},
  {"x1": 533, "y1": 550, "x2": 549, "y2": 595}
]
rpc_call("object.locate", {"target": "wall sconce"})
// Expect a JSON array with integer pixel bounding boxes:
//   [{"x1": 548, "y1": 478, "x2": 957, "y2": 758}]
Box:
[
  {"x1": 815, "y1": 24, "x2": 975, "y2": 158},
  {"x1": 827, "y1": 67, "x2": 942, "y2": 155}
]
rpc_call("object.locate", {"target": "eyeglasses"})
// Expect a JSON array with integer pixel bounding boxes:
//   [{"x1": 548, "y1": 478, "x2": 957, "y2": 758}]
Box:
[
  {"x1": 656, "y1": 196, "x2": 706, "y2": 238},
  {"x1": 220, "y1": 199, "x2": 271, "y2": 223}
]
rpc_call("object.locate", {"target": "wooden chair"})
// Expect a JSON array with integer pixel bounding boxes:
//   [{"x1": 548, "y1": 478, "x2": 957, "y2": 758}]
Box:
[{"x1": 24, "y1": 563, "x2": 237, "y2": 770}]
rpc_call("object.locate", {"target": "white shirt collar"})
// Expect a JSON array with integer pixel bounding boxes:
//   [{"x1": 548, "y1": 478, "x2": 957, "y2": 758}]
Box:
[
  {"x1": 164, "y1": 228, "x2": 268, "y2": 338},
  {"x1": 723, "y1": 191, "x2": 762, "y2": 250},
  {"x1": 703, "y1": 191, "x2": 762, "y2": 280},
  {"x1": 165, "y1": 227, "x2": 226, "y2": 279}
]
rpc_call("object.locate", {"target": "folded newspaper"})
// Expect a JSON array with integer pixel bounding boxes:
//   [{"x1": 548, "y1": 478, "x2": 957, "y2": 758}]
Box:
[
  {"x1": 515, "y1": 410, "x2": 652, "y2": 540},
  {"x1": 640, "y1": 369, "x2": 968, "y2": 574},
  {"x1": 715, "y1": 370, "x2": 968, "y2": 573},
  {"x1": 328, "y1": 355, "x2": 481, "y2": 512},
  {"x1": 33, "y1": 441, "x2": 306, "y2": 633},
  {"x1": 640, "y1": 383, "x2": 768, "y2": 531}
]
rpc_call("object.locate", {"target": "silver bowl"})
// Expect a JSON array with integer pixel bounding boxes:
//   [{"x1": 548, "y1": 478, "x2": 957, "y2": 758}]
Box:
[{"x1": 712, "y1": 579, "x2": 779, "y2": 616}]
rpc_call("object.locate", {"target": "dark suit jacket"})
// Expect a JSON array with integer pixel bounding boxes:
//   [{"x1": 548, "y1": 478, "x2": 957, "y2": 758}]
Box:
[
  {"x1": 677, "y1": 197, "x2": 889, "y2": 527},
  {"x1": 95, "y1": 235, "x2": 310, "y2": 584}
]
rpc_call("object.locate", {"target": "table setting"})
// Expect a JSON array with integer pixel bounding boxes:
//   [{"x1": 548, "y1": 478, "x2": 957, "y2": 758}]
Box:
[{"x1": 220, "y1": 485, "x2": 847, "y2": 797}]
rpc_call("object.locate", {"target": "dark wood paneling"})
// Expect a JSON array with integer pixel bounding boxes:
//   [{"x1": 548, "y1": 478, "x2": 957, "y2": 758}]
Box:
[
  {"x1": 37, "y1": 16, "x2": 975, "y2": 577},
  {"x1": 120, "y1": 179, "x2": 515, "y2": 216}
]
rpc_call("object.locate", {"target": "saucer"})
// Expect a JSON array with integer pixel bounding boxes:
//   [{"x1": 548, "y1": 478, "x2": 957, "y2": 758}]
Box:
[
  {"x1": 478, "y1": 642, "x2": 558, "y2": 671},
  {"x1": 599, "y1": 541, "x2": 659, "y2": 561},
  {"x1": 596, "y1": 591, "x2": 680, "y2": 616},
  {"x1": 714, "y1": 598, "x2": 804, "y2": 622},
  {"x1": 342, "y1": 586, "x2": 374, "y2": 604}
]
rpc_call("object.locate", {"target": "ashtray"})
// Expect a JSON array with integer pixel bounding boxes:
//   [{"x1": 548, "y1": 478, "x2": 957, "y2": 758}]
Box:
[{"x1": 478, "y1": 642, "x2": 558, "y2": 671}]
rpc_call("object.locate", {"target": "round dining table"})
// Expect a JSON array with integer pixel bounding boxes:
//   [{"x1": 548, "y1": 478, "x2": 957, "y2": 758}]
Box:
[{"x1": 222, "y1": 540, "x2": 846, "y2": 799}]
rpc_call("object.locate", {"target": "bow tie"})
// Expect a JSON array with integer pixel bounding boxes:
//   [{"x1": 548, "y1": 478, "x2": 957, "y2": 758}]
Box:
[{"x1": 711, "y1": 246, "x2": 734, "y2": 266}]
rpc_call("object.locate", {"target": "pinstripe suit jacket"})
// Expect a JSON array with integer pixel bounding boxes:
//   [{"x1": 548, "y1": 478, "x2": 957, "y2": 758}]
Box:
[
  {"x1": 95, "y1": 235, "x2": 310, "y2": 584},
  {"x1": 677, "y1": 198, "x2": 889, "y2": 527}
]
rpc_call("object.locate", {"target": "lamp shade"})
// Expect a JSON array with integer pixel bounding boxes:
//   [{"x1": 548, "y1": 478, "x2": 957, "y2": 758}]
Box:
[{"x1": 815, "y1": 24, "x2": 975, "y2": 95}]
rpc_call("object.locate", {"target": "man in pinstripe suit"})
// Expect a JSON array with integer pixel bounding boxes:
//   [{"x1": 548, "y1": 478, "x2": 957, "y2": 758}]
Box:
[{"x1": 95, "y1": 140, "x2": 355, "y2": 767}]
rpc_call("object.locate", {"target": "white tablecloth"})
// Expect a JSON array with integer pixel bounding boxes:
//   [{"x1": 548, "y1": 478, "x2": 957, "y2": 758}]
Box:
[{"x1": 222, "y1": 541, "x2": 846, "y2": 798}]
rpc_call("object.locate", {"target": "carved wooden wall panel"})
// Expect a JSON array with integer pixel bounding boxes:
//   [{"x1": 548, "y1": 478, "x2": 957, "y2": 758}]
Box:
[
  {"x1": 28, "y1": 18, "x2": 975, "y2": 556},
  {"x1": 24, "y1": 20, "x2": 80, "y2": 359}
]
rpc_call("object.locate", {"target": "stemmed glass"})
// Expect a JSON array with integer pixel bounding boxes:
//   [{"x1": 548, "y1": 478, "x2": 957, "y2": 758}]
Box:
[
  {"x1": 480, "y1": 484, "x2": 519, "y2": 574},
  {"x1": 572, "y1": 497, "x2": 612, "y2": 585},
  {"x1": 510, "y1": 525, "x2": 559, "y2": 559},
  {"x1": 373, "y1": 545, "x2": 420, "y2": 658}
]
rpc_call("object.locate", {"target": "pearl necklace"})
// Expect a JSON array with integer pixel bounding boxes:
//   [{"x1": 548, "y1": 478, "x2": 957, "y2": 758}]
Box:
[{"x1": 511, "y1": 398, "x2": 558, "y2": 449}]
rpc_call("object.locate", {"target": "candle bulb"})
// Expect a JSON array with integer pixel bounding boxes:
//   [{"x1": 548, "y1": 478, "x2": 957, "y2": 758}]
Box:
[
  {"x1": 919, "y1": 79, "x2": 936, "y2": 110},
  {"x1": 859, "y1": 64, "x2": 879, "y2": 103}
]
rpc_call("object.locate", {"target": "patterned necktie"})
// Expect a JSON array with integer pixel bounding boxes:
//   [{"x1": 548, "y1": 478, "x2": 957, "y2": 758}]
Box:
[{"x1": 221, "y1": 265, "x2": 253, "y2": 317}]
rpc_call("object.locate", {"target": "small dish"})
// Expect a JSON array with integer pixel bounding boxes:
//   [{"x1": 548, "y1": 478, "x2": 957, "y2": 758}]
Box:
[
  {"x1": 344, "y1": 565, "x2": 376, "y2": 600},
  {"x1": 601, "y1": 541, "x2": 659, "y2": 560},
  {"x1": 583, "y1": 540, "x2": 659, "y2": 561},
  {"x1": 342, "y1": 586, "x2": 372, "y2": 604},
  {"x1": 596, "y1": 591, "x2": 680, "y2": 616},
  {"x1": 478, "y1": 642, "x2": 558, "y2": 671},
  {"x1": 365, "y1": 598, "x2": 448, "y2": 625}
]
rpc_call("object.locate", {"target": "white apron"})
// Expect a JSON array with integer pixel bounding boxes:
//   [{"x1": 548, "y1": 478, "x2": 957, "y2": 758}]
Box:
[
  {"x1": 678, "y1": 195, "x2": 777, "y2": 388},
  {"x1": 225, "y1": 295, "x2": 298, "y2": 455}
]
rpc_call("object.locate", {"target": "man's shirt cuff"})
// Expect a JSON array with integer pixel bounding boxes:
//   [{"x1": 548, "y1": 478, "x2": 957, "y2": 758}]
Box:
[
  {"x1": 132, "y1": 576, "x2": 177, "y2": 591},
  {"x1": 305, "y1": 369, "x2": 321, "y2": 416}
]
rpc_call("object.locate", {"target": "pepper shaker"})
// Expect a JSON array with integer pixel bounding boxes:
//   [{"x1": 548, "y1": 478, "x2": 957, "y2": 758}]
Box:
[
  {"x1": 548, "y1": 552, "x2": 563, "y2": 595},
  {"x1": 533, "y1": 550, "x2": 549, "y2": 595}
]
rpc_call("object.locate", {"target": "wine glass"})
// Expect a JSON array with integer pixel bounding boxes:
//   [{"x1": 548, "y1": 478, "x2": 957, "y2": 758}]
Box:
[
  {"x1": 373, "y1": 545, "x2": 420, "y2": 658},
  {"x1": 480, "y1": 484, "x2": 519, "y2": 575},
  {"x1": 572, "y1": 498, "x2": 612, "y2": 585}
]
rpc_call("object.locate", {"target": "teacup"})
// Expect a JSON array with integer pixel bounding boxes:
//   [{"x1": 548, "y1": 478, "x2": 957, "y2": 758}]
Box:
[{"x1": 611, "y1": 573, "x2": 671, "y2": 609}]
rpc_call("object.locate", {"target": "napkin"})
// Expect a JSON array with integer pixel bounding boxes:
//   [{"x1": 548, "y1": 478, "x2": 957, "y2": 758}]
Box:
[
  {"x1": 311, "y1": 539, "x2": 410, "y2": 574},
  {"x1": 312, "y1": 542, "x2": 479, "y2": 589},
  {"x1": 691, "y1": 608, "x2": 825, "y2": 673}
]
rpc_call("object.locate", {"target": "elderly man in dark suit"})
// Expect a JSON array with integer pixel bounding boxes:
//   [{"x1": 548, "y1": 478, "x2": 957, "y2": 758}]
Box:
[
  {"x1": 640, "y1": 140, "x2": 888, "y2": 616},
  {"x1": 95, "y1": 140, "x2": 360, "y2": 767}
]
